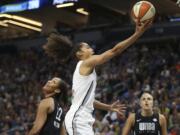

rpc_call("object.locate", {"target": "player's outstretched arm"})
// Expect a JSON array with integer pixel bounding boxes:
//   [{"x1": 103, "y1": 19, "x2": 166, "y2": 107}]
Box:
[
  {"x1": 160, "y1": 114, "x2": 167, "y2": 135},
  {"x1": 122, "y1": 113, "x2": 135, "y2": 135},
  {"x1": 83, "y1": 20, "x2": 152, "y2": 69},
  {"x1": 28, "y1": 99, "x2": 50, "y2": 135}
]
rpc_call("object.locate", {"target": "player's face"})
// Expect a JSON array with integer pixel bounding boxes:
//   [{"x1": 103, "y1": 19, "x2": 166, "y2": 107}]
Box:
[
  {"x1": 43, "y1": 77, "x2": 61, "y2": 94},
  {"x1": 140, "y1": 93, "x2": 153, "y2": 111},
  {"x1": 80, "y1": 42, "x2": 94, "y2": 56}
]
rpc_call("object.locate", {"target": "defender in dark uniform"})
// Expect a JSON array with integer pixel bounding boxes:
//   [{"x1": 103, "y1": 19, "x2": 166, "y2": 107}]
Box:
[
  {"x1": 29, "y1": 77, "x2": 68, "y2": 135},
  {"x1": 122, "y1": 91, "x2": 167, "y2": 135},
  {"x1": 133, "y1": 112, "x2": 161, "y2": 135},
  {"x1": 39, "y1": 96, "x2": 64, "y2": 135}
]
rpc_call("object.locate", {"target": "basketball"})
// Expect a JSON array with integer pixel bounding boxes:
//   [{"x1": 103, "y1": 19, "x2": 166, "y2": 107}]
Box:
[{"x1": 131, "y1": 1, "x2": 156, "y2": 23}]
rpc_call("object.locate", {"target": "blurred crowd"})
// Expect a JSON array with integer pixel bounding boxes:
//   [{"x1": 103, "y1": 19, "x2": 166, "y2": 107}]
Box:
[
  {"x1": 0, "y1": 39, "x2": 179, "y2": 135},
  {"x1": 93, "y1": 41, "x2": 180, "y2": 135}
]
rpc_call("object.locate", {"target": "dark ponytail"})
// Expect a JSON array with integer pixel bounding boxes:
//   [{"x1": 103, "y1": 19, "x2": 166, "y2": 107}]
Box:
[{"x1": 54, "y1": 79, "x2": 69, "y2": 107}]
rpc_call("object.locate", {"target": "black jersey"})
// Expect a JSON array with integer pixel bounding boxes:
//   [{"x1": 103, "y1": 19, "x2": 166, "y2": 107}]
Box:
[
  {"x1": 133, "y1": 112, "x2": 161, "y2": 135},
  {"x1": 39, "y1": 96, "x2": 64, "y2": 135}
]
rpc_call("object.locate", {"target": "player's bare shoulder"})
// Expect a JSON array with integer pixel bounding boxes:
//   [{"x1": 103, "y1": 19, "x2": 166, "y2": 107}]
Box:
[
  {"x1": 127, "y1": 113, "x2": 136, "y2": 124},
  {"x1": 40, "y1": 97, "x2": 54, "y2": 112},
  {"x1": 129, "y1": 113, "x2": 135, "y2": 118},
  {"x1": 159, "y1": 114, "x2": 166, "y2": 126}
]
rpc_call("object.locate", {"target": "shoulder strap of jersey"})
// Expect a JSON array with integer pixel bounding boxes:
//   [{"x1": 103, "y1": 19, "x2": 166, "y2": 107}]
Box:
[
  {"x1": 135, "y1": 112, "x2": 141, "y2": 121},
  {"x1": 153, "y1": 112, "x2": 159, "y2": 121},
  {"x1": 153, "y1": 112, "x2": 162, "y2": 132}
]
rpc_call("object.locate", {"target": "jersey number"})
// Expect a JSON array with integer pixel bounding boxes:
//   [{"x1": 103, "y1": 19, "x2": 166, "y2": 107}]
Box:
[
  {"x1": 56, "y1": 107, "x2": 62, "y2": 121},
  {"x1": 54, "y1": 107, "x2": 62, "y2": 128}
]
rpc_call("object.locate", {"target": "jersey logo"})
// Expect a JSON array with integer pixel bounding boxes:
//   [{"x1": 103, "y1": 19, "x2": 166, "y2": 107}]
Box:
[
  {"x1": 136, "y1": 119, "x2": 141, "y2": 122},
  {"x1": 139, "y1": 122, "x2": 155, "y2": 131},
  {"x1": 153, "y1": 118, "x2": 157, "y2": 122}
]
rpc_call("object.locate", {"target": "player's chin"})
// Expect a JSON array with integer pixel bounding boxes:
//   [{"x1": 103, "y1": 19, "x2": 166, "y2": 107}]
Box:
[
  {"x1": 42, "y1": 86, "x2": 48, "y2": 92},
  {"x1": 143, "y1": 107, "x2": 151, "y2": 110}
]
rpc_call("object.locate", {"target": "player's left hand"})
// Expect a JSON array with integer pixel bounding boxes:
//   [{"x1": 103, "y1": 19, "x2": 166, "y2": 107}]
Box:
[
  {"x1": 135, "y1": 18, "x2": 153, "y2": 36},
  {"x1": 110, "y1": 100, "x2": 126, "y2": 118}
]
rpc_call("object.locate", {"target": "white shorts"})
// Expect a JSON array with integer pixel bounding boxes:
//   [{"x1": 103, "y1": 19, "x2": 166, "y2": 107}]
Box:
[{"x1": 65, "y1": 107, "x2": 95, "y2": 135}]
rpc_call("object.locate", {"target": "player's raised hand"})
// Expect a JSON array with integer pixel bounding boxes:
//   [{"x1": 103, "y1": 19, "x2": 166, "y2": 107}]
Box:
[
  {"x1": 110, "y1": 100, "x2": 126, "y2": 118},
  {"x1": 135, "y1": 19, "x2": 153, "y2": 36}
]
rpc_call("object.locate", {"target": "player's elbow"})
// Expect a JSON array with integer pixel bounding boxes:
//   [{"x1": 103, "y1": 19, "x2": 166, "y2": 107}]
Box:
[
  {"x1": 110, "y1": 48, "x2": 122, "y2": 56},
  {"x1": 29, "y1": 130, "x2": 39, "y2": 135},
  {"x1": 29, "y1": 126, "x2": 41, "y2": 135},
  {"x1": 122, "y1": 130, "x2": 128, "y2": 135}
]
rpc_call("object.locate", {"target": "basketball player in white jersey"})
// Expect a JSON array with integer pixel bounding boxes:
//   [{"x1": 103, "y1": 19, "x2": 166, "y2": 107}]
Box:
[{"x1": 43, "y1": 20, "x2": 152, "y2": 135}]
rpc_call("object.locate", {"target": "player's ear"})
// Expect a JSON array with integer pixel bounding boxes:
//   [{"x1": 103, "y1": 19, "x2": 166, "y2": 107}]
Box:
[
  {"x1": 55, "y1": 89, "x2": 61, "y2": 93},
  {"x1": 76, "y1": 51, "x2": 82, "y2": 59}
]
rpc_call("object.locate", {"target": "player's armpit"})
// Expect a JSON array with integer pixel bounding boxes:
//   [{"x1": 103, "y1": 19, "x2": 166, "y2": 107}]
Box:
[{"x1": 82, "y1": 50, "x2": 114, "y2": 67}]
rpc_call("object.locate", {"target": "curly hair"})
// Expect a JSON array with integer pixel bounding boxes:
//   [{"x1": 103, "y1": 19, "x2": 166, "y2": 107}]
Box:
[{"x1": 43, "y1": 33, "x2": 73, "y2": 62}]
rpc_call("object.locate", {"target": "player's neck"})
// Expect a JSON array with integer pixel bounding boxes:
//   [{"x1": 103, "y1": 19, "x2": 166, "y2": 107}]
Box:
[
  {"x1": 141, "y1": 109, "x2": 153, "y2": 116},
  {"x1": 80, "y1": 55, "x2": 91, "y2": 60}
]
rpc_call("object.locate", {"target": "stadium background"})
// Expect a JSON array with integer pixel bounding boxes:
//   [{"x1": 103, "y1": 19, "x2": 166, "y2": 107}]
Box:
[{"x1": 0, "y1": 0, "x2": 179, "y2": 135}]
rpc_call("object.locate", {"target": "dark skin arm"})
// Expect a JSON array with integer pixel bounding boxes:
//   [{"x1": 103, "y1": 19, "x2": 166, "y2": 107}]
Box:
[
  {"x1": 28, "y1": 98, "x2": 54, "y2": 135},
  {"x1": 28, "y1": 98, "x2": 53, "y2": 135}
]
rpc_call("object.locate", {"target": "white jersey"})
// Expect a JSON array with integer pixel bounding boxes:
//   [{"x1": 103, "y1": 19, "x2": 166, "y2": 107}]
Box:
[
  {"x1": 65, "y1": 60, "x2": 97, "y2": 135},
  {"x1": 71, "y1": 60, "x2": 97, "y2": 110}
]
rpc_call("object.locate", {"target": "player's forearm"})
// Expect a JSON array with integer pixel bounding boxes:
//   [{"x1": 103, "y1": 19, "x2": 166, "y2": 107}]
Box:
[
  {"x1": 122, "y1": 124, "x2": 131, "y2": 135},
  {"x1": 160, "y1": 115, "x2": 168, "y2": 135},
  {"x1": 28, "y1": 126, "x2": 40, "y2": 135},
  {"x1": 111, "y1": 32, "x2": 142, "y2": 55},
  {"x1": 60, "y1": 123, "x2": 67, "y2": 135},
  {"x1": 94, "y1": 100, "x2": 111, "y2": 111},
  {"x1": 122, "y1": 128, "x2": 129, "y2": 135},
  {"x1": 28, "y1": 129, "x2": 38, "y2": 135}
]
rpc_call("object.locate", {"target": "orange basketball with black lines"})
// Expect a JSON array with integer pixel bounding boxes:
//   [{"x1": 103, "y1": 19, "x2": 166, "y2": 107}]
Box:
[{"x1": 131, "y1": 1, "x2": 156, "y2": 23}]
